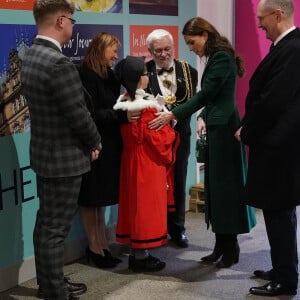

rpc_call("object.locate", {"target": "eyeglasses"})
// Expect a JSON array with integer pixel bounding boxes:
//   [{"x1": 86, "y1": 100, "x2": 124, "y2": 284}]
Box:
[
  {"x1": 257, "y1": 10, "x2": 283, "y2": 23},
  {"x1": 60, "y1": 15, "x2": 76, "y2": 25}
]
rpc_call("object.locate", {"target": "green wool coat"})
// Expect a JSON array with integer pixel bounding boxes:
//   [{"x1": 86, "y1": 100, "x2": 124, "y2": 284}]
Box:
[{"x1": 172, "y1": 51, "x2": 256, "y2": 234}]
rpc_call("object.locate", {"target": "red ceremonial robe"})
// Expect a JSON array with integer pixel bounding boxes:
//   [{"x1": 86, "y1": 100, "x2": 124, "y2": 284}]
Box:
[{"x1": 114, "y1": 90, "x2": 177, "y2": 249}]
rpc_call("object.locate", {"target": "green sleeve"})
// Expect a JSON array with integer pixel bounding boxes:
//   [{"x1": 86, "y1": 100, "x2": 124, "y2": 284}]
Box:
[{"x1": 172, "y1": 51, "x2": 234, "y2": 120}]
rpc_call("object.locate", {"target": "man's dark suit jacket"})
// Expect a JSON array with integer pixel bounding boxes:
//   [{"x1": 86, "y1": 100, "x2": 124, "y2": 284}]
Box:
[{"x1": 241, "y1": 28, "x2": 300, "y2": 209}]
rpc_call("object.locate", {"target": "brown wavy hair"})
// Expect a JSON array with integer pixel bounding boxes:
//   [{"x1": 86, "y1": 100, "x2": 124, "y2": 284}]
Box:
[
  {"x1": 182, "y1": 17, "x2": 245, "y2": 77},
  {"x1": 82, "y1": 32, "x2": 121, "y2": 78}
]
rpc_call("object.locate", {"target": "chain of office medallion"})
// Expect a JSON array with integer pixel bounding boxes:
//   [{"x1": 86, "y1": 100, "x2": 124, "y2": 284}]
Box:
[{"x1": 149, "y1": 60, "x2": 193, "y2": 108}]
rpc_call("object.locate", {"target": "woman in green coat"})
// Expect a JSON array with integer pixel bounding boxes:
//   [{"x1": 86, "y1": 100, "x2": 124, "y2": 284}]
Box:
[{"x1": 149, "y1": 17, "x2": 256, "y2": 268}]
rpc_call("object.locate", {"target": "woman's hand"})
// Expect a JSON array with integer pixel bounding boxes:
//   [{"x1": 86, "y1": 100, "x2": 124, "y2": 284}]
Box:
[
  {"x1": 148, "y1": 111, "x2": 174, "y2": 130},
  {"x1": 197, "y1": 117, "x2": 206, "y2": 137},
  {"x1": 127, "y1": 110, "x2": 141, "y2": 122},
  {"x1": 234, "y1": 126, "x2": 242, "y2": 142}
]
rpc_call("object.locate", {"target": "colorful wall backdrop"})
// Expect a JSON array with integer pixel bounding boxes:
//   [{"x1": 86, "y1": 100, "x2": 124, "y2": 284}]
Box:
[
  {"x1": 62, "y1": 24, "x2": 123, "y2": 63},
  {"x1": 0, "y1": 25, "x2": 36, "y2": 137},
  {"x1": 0, "y1": 24, "x2": 123, "y2": 137},
  {"x1": 130, "y1": 25, "x2": 178, "y2": 60},
  {"x1": 129, "y1": 0, "x2": 178, "y2": 16},
  {"x1": 0, "y1": 0, "x2": 34, "y2": 10},
  {"x1": 69, "y1": 0, "x2": 122, "y2": 13}
]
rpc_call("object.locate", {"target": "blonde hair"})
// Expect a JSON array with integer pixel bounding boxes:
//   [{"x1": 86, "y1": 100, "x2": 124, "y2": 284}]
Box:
[{"x1": 82, "y1": 32, "x2": 121, "y2": 78}]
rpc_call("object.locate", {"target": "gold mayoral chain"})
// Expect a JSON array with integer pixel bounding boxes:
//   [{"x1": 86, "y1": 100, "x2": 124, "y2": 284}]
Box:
[
  {"x1": 176, "y1": 60, "x2": 192, "y2": 104},
  {"x1": 160, "y1": 68, "x2": 177, "y2": 106},
  {"x1": 160, "y1": 61, "x2": 193, "y2": 108}
]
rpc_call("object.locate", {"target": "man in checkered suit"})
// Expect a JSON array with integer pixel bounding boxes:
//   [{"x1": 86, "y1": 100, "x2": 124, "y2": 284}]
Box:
[{"x1": 21, "y1": 1, "x2": 102, "y2": 299}]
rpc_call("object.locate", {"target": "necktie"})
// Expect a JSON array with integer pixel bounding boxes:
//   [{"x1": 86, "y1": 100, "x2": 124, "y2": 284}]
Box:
[{"x1": 157, "y1": 67, "x2": 174, "y2": 75}]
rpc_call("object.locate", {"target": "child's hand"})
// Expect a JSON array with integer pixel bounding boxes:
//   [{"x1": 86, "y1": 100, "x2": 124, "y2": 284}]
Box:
[{"x1": 127, "y1": 110, "x2": 141, "y2": 122}]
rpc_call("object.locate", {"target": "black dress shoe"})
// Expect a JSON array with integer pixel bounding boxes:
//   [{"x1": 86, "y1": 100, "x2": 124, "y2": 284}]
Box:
[
  {"x1": 38, "y1": 294, "x2": 79, "y2": 300},
  {"x1": 253, "y1": 269, "x2": 273, "y2": 280},
  {"x1": 171, "y1": 233, "x2": 189, "y2": 248},
  {"x1": 201, "y1": 251, "x2": 222, "y2": 262},
  {"x1": 86, "y1": 247, "x2": 117, "y2": 268},
  {"x1": 128, "y1": 255, "x2": 166, "y2": 272},
  {"x1": 216, "y1": 241, "x2": 240, "y2": 268},
  {"x1": 103, "y1": 249, "x2": 122, "y2": 264},
  {"x1": 201, "y1": 234, "x2": 223, "y2": 262},
  {"x1": 249, "y1": 281, "x2": 297, "y2": 296},
  {"x1": 201, "y1": 243, "x2": 223, "y2": 262},
  {"x1": 37, "y1": 276, "x2": 87, "y2": 299}
]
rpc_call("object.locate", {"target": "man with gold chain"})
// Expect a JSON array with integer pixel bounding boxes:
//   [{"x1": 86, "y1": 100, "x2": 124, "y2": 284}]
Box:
[{"x1": 146, "y1": 29, "x2": 198, "y2": 248}]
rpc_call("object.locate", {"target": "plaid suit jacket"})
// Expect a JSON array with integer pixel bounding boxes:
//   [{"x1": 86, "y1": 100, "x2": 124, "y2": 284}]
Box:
[{"x1": 21, "y1": 38, "x2": 101, "y2": 177}]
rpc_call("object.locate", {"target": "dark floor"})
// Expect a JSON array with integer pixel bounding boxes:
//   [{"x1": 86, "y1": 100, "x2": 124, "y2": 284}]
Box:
[{"x1": 1, "y1": 210, "x2": 299, "y2": 300}]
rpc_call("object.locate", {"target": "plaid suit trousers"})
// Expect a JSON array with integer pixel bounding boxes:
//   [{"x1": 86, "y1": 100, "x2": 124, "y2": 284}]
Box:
[{"x1": 34, "y1": 175, "x2": 82, "y2": 300}]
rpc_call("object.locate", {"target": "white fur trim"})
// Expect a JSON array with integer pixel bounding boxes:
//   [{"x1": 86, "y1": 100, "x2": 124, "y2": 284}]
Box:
[{"x1": 113, "y1": 89, "x2": 165, "y2": 111}]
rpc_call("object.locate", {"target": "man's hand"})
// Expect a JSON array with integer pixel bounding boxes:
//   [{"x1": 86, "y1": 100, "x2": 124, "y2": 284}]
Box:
[{"x1": 90, "y1": 143, "x2": 102, "y2": 161}]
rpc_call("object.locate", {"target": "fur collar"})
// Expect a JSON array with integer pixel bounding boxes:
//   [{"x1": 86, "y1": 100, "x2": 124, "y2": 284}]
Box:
[{"x1": 113, "y1": 88, "x2": 165, "y2": 111}]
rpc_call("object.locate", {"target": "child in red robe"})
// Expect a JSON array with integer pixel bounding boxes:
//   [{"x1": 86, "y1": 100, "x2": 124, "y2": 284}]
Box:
[{"x1": 114, "y1": 56, "x2": 177, "y2": 272}]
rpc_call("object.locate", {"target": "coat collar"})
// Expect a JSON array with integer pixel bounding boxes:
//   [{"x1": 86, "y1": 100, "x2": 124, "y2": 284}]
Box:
[
  {"x1": 34, "y1": 37, "x2": 62, "y2": 52},
  {"x1": 250, "y1": 28, "x2": 300, "y2": 82}
]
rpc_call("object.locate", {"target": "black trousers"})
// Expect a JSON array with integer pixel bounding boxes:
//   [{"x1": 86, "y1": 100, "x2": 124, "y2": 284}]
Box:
[
  {"x1": 168, "y1": 127, "x2": 190, "y2": 238},
  {"x1": 263, "y1": 207, "x2": 298, "y2": 289}
]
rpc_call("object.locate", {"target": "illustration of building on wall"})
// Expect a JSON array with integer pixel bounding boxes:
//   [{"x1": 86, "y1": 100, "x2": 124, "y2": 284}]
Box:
[{"x1": 0, "y1": 32, "x2": 31, "y2": 136}]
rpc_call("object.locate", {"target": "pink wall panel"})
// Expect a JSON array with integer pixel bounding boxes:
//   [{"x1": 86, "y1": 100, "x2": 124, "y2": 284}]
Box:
[{"x1": 235, "y1": 0, "x2": 300, "y2": 118}]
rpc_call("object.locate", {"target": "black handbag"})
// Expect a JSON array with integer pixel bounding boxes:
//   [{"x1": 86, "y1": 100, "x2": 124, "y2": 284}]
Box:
[{"x1": 195, "y1": 134, "x2": 207, "y2": 163}]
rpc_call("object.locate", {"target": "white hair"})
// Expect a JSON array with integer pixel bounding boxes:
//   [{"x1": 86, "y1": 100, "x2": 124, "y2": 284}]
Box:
[
  {"x1": 262, "y1": 0, "x2": 294, "y2": 16},
  {"x1": 146, "y1": 29, "x2": 174, "y2": 49}
]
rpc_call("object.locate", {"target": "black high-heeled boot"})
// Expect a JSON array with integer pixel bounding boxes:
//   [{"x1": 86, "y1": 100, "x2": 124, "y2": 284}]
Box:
[
  {"x1": 103, "y1": 249, "x2": 122, "y2": 264},
  {"x1": 216, "y1": 235, "x2": 240, "y2": 268},
  {"x1": 201, "y1": 234, "x2": 223, "y2": 262},
  {"x1": 86, "y1": 248, "x2": 117, "y2": 268}
]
